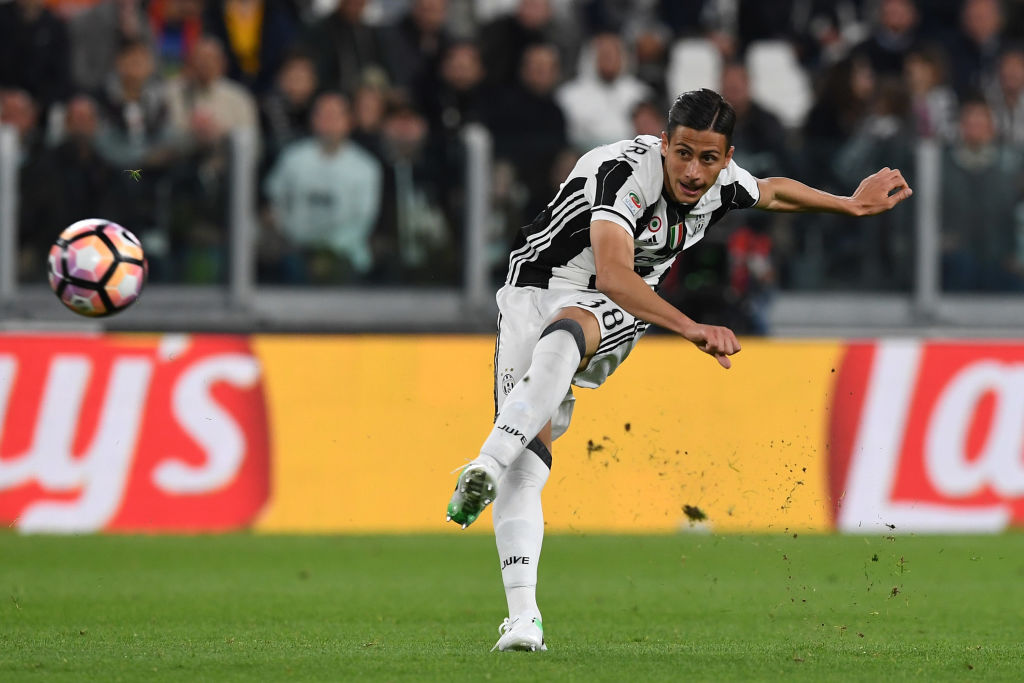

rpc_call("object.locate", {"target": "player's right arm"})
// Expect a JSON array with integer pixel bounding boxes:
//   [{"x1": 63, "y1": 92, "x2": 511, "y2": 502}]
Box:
[{"x1": 591, "y1": 220, "x2": 740, "y2": 369}]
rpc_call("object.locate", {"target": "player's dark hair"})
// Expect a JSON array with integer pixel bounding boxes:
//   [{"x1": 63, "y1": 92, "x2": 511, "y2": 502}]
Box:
[{"x1": 666, "y1": 89, "x2": 736, "y2": 147}]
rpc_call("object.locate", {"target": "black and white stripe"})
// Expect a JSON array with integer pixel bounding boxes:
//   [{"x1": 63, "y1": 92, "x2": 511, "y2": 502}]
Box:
[
  {"x1": 507, "y1": 161, "x2": 634, "y2": 289},
  {"x1": 596, "y1": 320, "x2": 648, "y2": 355},
  {"x1": 508, "y1": 178, "x2": 590, "y2": 287},
  {"x1": 503, "y1": 135, "x2": 760, "y2": 292}
]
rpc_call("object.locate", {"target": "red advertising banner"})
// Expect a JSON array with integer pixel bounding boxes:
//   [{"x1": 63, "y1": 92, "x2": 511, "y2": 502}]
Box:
[
  {"x1": 830, "y1": 340, "x2": 1024, "y2": 533},
  {"x1": 0, "y1": 334, "x2": 270, "y2": 533},
  {"x1": 3, "y1": 333, "x2": 1021, "y2": 535}
]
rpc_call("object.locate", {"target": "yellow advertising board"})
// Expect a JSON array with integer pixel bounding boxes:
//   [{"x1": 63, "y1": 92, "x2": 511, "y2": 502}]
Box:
[{"x1": 252, "y1": 336, "x2": 841, "y2": 534}]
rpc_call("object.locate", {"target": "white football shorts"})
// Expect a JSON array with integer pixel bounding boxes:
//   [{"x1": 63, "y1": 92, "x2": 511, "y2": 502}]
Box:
[{"x1": 492, "y1": 284, "x2": 650, "y2": 440}]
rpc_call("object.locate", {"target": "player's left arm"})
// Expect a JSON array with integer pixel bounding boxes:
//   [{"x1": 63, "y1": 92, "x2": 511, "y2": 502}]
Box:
[{"x1": 754, "y1": 167, "x2": 913, "y2": 216}]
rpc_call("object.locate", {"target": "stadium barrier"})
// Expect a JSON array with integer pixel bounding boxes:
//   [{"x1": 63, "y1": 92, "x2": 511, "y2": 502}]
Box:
[{"x1": 0, "y1": 334, "x2": 1021, "y2": 534}]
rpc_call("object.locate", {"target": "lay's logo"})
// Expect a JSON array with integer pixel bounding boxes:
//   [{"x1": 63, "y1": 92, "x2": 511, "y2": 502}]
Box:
[
  {"x1": 829, "y1": 340, "x2": 1024, "y2": 533},
  {"x1": 0, "y1": 334, "x2": 270, "y2": 533}
]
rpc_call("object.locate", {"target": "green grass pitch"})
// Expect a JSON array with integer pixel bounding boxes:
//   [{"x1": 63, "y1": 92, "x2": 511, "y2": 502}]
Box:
[{"x1": 2, "y1": 533, "x2": 1023, "y2": 681}]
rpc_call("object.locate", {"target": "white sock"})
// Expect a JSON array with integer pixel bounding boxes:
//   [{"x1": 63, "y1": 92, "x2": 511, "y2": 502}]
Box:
[
  {"x1": 506, "y1": 586, "x2": 539, "y2": 620},
  {"x1": 478, "y1": 327, "x2": 582, "y2": 471},
  {"x1": 493, "y1": 444, "x2": 549, "y2": 620}
]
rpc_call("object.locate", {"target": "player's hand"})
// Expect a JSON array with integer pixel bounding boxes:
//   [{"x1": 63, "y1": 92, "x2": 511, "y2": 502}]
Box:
[
  {"x1": 850, "y1": 167, "x2": 913, "y2": 216},
  {"x1": 683, "y1": 323, "x2": 741, "y2": 369}
]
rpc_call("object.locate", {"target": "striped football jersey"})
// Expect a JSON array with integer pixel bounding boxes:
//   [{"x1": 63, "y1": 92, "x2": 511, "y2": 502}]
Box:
[{"x1": 506, "y1": 134, "x2": 760, "y2": 291}]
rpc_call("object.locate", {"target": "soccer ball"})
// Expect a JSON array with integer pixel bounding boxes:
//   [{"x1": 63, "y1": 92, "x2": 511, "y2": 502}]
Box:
[{"x1": 47, "y1": 218, "x2": 147, "y2": 317}]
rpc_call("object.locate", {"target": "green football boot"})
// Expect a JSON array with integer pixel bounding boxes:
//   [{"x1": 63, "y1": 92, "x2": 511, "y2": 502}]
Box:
[{"x1": 446, "y1": 462, "x2": 498, "y2": 529}]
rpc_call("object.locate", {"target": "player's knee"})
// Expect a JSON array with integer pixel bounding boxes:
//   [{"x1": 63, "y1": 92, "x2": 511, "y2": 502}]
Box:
[
  {"x1": 526, "y1": 437, "x2": 552, "y2": 470},
  {"x1": 501, "y1": 439, "x2": 552, "y2": 491},
  {"x1": 501, "y1": 468, "x2": 546, "y2": 491},
  {"x1": 555, "y1": 307, "x2": 603, "y2": 356},
  {"x1": 540, "y1": 318, "x2": 587, "y2": 359}
]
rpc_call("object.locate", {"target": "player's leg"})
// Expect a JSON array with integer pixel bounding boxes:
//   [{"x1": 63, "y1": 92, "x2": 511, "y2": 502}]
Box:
[
  {"x1": 487, "y1": 302, "x2": 578, "y2": 650},
  {"x1": 478, "y1": 306, "x2": 597, "y2": 471},
  {"x1": 491, "y1": 358, "x2": 579, "y2": 651},
  {"x1": 447, "y1": 306, "x2": 598, "y2": 527},
  {"x1": 491, "y1": 421, "x2": 552, "y2": 652}
]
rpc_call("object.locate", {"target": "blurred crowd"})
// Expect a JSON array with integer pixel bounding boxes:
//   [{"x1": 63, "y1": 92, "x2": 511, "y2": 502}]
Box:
[{"x1": 1, "y1": 0, "x2": 1023, "y2": 325}]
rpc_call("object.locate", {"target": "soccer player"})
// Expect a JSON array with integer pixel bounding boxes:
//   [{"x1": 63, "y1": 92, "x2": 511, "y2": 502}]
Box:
[{"x1": 446, "y1": 89, "x2": 912, "y2": 652}]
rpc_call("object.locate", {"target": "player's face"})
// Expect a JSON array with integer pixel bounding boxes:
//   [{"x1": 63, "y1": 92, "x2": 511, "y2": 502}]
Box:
[{"x1": 660, "y1": 126, "x2": 733, "y2": 204}]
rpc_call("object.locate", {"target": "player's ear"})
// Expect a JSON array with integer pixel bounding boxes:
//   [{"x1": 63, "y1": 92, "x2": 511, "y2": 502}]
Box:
[
  {"x1": 724, "y1": 145, "x2": 734, "y2": 165},
  {"x1": 660, "y1": 131, "x2": 668, "y2": 157}
]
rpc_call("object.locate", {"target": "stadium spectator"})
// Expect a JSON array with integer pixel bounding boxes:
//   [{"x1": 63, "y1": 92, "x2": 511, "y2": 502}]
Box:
[
  {"x1": 802, "y1": 56, "x2": 876, "y2": 187},
  {"x1": 851, "y1": 0, "x2": 921, "y2": 77},
  {"x1": 719, "y1": 61, "x2": 791, "y2": 179},
  {"x1": 679, "y1": 0, "x2": 737, "y2": 60},
  {"x1": 203, "y1": 0, "x2": 299, "y2": 94},
  {"x1": 147, "y1": 0, "x2": 206, "y2": 77},
  {"x1": 631, "y1": 98, "x2": 666, "y2": 138},
  {"x1": 940, "y1": 99, "x2": 1024, "y2": 291},
  {"x1": 479, "y1": 0, "x2": 578, "y2": 88},
  {"x1": 162, "y1": 106, "x2": 233, "y2": 283},
  {"x1": 834, "y1": 78, "x2": 916, "y2": 288},
  {"x1": 263, "y1": 92, "x2": 382, "y2": 284},
  {"x1": 259, "y1": 51, "x2": 318, "y2": 169},
  {"x1": 0, "y1": 90, "x2": 43, "y2": 164},
  {"x1": 486, "y1": 43, "x2": 568, "y2": 225},
  {"x1": 166, "y1": 36, "x2": 260, "y2": 144},
  {"x1": 419, "y1": 40, "x2": 488, "y2": 138},
  {"x1": 17, "y1": 96, "x2": 117, "y2": 282},
  {"x1": 68, "y1": 0, "x2": 151, "y2": 92},
  {"x1": 0, "y1": 0, "x2": 72, "y2": 116},
  {"x1": 579, "y1": 0, "x2": 669, "y2": 95},
  {"x1": 904, "y1": 47, "x2": 959, "y2": 141},
  {"x1": 350, "y1": 81, "x2": 389, "y2": 160},
  {"x1": 773, "y1": 0, "x2": 868, "y2": 69},
  {"x1": 162, "y1": 34, "x2": 259, "y2": 277},
  {"x1": 382, "y1": 0, "x2": 452, "y2": 95},
  {"x1": 948, "y1": 0, "x2": 1006, "y2": 97},
  {"x1": 373, "y1": 100, "x2": 456, "y2": 283},
  {"x1": 987, "y1": 47, "x2": 1024, "y2": 145},
  {"x1": 556, "y1": 32, "x2": 651, "y2": 151},
  {"x1": 304, "y1": 0, "x2": 390, "y2": 97},
  {"x1": 93, "y1": 40, "x2": 178, "y2": 169},
  {"x1": 630, "y1": 25, "x2": 671, "y2": 102},
  {"x1": 413, "y1": 40, "x2": 489, "y2": 232}
]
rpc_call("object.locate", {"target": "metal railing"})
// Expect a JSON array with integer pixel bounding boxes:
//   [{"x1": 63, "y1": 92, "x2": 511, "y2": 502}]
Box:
[
  {"x1": 228, "y1": 125, "x2": 258, "y2": 312},
  {"x1": 913, "y1": 140, "x2": 941, "y2": 321},
  {"x1": 0, "y1": 126, "x2": 17, "y2": 307}
]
